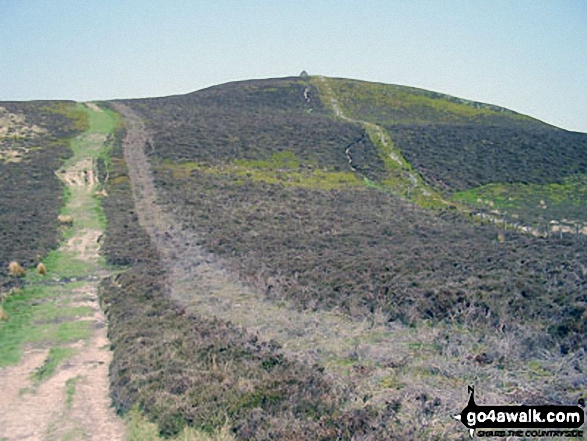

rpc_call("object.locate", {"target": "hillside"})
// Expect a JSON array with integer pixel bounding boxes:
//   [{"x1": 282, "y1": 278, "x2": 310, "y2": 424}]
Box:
[
  {"x1": 111, "y1": 76, "x2": 586, "y2": 438},
  {"x1": 119, "y1": 76, "x2": 586, "y2": 343},
  {"x1": 1, "y1": 76, "x2": 585, "y2": 440}
]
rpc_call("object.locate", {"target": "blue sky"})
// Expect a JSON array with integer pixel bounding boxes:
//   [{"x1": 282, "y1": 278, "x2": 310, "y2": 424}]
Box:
[{"x1": 1, "y1": 0, "x2": 586, "y2": 132}]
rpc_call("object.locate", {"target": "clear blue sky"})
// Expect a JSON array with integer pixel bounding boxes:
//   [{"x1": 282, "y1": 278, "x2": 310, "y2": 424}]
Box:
[{"x1": 1, "y1": 0, "x2": 586, "y2": 132}]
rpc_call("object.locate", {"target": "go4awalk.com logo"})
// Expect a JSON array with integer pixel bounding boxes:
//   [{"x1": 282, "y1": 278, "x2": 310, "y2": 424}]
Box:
[{"x1": 453, "y1": 386, "x2": 585, "y2": 438}]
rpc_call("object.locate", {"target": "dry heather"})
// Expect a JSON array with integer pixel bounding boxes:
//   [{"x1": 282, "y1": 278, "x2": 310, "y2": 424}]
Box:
[
  {"x1": 0, "y1": 101, "x2": 81, "y2": 294},
  {"x1": 100, "y1": 109, "x2": 403, "y2": 439},
  {"x1": 8, "y1": 261, "x2": 25, "y2": 277},
  {"x1": 0, "y1": 106, "x2": 46, "y2": 138},
  {"x1": 58, "y1": 214, "x2": 74, "y2": 225},
  {"x1": 110, "y1": 78, "x2": 587, "y2": 438},
  {"x1": 37, "y1": 262, "x2": 47, "y2": 275}
]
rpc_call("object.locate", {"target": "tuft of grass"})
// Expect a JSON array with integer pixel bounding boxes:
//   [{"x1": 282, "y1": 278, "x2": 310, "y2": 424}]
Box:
[
  {"x1": 0, "y1": 306, "x2": 7, "y2": 321},
  {"x1": 65, "y1": 375, "x2": 83, "y2": 408},
  {"x1": 31, "y1": 347, "x2": 77, "y2": 383},
  {"x1": 37, "y1": 262, "x2": 47, "y2": 275},
  {"x1": 58, "y1": 214, "x2": 74, "y2": 225}
]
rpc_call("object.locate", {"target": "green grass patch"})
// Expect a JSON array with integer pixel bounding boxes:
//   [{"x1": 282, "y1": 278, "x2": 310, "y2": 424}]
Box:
[
  {"x1": 31, "y1": 346, "x2": 77, "y2": 383},
  {"x1": 65, "y1": 375, "x2": 83, "y2": 408},
  {"x1": 380, "y1": 374, "x2": 405, "y2": 390},
  {"x1": 160, "y1": 154, "x2": 365, "y2": 190},
  {"x1": 0, "y1": 286, "x2": 54, "y2": 366},
  {"x1": 29, "y1": 320, "x2": 92, "y2": 345},
  {"x1": 453, "y1": 175, "x2": 587, "y2": 227},
  {"x1": 42, "y1": 248, "x2": 97, "y2": 279},
  {"x1": 32, "y1": 303, "x2": 94, "y2": 323},
  {"x1": 61, "y1": 104, "x2": 118, "y2": 168},
  {"x1": 61, "y1": 185, "x2": 72, "y2": 208},
  {"x1": 125, "y1": 407, "x2": 235, "y2": 441},
  {"x1": 87, "y1": 105, "x2": 119, "y2": 134},
  {"x1": 92, "y1": 195, "x2": 108, "y2": 230}
]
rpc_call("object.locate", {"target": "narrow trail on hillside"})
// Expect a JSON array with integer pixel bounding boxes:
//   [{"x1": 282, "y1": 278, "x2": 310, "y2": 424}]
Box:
[
  {"x1": 112, "y1": 102, "x2": 432, "y2": 409},
  {"x1": 315, "y1": 76, "x2": 439, "y2": 202},
  {"x1": 0, "y1": 104, "x2": 124, "y2": 441}
]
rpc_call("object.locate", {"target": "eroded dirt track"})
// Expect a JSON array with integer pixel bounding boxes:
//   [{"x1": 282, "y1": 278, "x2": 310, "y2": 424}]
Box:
[{"x1": 0, "y1": 104, "x2": 124, "y2": 441}]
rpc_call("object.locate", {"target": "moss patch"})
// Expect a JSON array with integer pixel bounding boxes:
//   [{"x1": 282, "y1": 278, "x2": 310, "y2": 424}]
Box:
[{"x1": 159, "y1": 153, "x2": 364, "y2": 190}]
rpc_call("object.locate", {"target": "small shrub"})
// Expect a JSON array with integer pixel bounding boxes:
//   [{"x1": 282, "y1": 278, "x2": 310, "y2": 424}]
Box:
[
  {"x1": 37, "y1": 263, "x2": 47, "y2": 275},
  {"x1": 8, "y1": 261, "x2": 25, "y2": 277}
]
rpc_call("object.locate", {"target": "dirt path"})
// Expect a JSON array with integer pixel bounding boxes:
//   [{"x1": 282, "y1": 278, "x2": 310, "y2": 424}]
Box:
[{"x1": 0, "y1": 104, "x2": 124, "y2": 441}]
